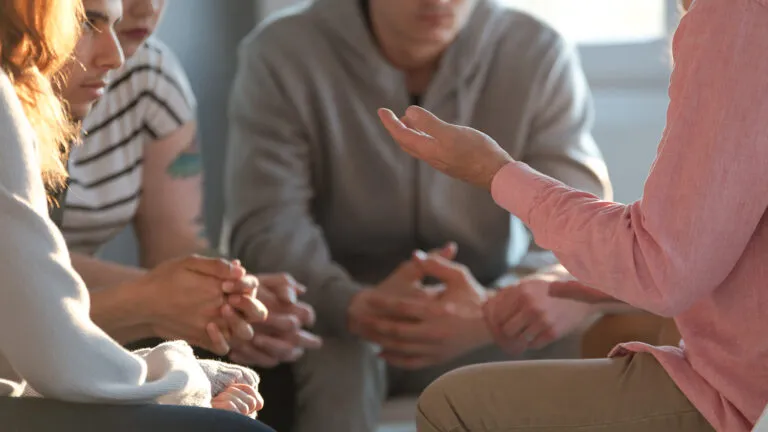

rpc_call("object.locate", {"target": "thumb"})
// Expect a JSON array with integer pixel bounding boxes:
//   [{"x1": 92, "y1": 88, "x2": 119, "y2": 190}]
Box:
[{"x1": 404, "y1": 106, "x2": 453, "y2": 140}]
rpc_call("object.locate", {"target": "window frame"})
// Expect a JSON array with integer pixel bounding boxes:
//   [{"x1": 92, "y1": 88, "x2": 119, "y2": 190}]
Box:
[{"x1": 576, "y1": 0, "x2": 680, "y2": 88}]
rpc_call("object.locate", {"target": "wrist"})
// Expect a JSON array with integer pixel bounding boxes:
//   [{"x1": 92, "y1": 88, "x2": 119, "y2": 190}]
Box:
[
  {"x1": 481, "y1": 153, "x2": 514, "y2": 190},
  {"x1": 90, "y1": 280, "x2": 155, "y2": 343},
  {"x1": 470, "y1": 312, "x2": 494, "y2": 347},
  {"x1": 131, "y1": 278, "x2": 163, "y2": 337}
]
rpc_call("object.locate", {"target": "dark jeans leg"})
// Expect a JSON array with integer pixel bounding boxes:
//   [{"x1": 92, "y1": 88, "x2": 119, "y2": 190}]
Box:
[
  {"x1": 251, "y1": 363, "x2": 297, "y2": 432},
  {"x1": 0, "y1": 397, "x2": 275, "y2": 432}
]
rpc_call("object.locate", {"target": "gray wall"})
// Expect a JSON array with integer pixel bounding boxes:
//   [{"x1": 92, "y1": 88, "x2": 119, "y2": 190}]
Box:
[{"x1": 100, "y1": 0, "x2": 256, "y2": 264}]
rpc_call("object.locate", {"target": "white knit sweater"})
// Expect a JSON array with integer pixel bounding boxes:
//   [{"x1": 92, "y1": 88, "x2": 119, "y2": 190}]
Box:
[{"x1": 0, "y1": 69, "x2": 211, "y2": 405}]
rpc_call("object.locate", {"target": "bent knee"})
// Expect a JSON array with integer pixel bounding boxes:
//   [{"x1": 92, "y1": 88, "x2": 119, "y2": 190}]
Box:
[{"x1": 417, "y1": 366, "x2": 481, "y2": 432}]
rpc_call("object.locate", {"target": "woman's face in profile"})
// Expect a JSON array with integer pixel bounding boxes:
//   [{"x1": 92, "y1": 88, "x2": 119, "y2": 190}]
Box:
[{"x1": 115, "y1": 0, "x2": 167, "y2": 58}]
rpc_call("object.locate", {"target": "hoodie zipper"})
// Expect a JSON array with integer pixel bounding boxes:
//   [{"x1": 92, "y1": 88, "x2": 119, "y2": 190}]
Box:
[{"x1": 411, "y1": 94, "x2": 423, "y2": 250}]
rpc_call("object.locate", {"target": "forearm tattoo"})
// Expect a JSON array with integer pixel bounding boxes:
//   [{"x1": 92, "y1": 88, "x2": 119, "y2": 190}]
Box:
[{"x1": 167, "y1": 135, "x2": 203, "y2": 178}]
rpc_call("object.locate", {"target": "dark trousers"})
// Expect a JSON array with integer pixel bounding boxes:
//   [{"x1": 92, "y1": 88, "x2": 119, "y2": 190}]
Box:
[
  {"x1": 250, "y1": 363, "x2": 296, "y2": 432},
  {"x1": 0, "y1": 397, "x2": 274, "y2": 432}
]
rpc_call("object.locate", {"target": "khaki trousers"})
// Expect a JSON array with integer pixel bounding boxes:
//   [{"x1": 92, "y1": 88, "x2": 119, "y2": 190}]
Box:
[
  {"x1": 293, "y1": 329, "x2": 585, "y2": 432},
  {"x1": 417, "y1": 352, "x2": 714, "y2": 432}
]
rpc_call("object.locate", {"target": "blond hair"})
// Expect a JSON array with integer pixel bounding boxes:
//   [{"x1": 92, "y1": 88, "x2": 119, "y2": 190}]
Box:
[{"x1": 0, "y1": 0, "x2": 83, "y2": 192}]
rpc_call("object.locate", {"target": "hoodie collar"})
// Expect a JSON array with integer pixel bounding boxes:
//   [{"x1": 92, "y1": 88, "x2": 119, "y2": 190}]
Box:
[
  {"x1": 312, "y1": 0, "x2": 508, "y2": 121},
  {"x1": 313, "y1": 0, "x2": 504, "y2": 72}
]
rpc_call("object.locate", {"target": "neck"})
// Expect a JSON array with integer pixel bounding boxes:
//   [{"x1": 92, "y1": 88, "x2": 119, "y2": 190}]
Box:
[{"x1": 370, "y1": 12, "x2": 444, "y2": 95}]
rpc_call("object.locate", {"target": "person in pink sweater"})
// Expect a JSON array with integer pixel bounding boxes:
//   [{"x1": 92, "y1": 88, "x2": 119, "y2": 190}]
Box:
[{"x1": 378, "y1": 0, "x2": 766, "y2": 430}]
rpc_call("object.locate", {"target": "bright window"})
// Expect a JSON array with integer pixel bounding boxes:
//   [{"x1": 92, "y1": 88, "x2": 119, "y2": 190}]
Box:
[{"x1": 501, "y1": 0, "x2": 667, "y2": 45}]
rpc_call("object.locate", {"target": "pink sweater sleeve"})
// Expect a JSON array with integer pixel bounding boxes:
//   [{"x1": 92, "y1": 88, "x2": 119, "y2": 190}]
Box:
[{"x1": 492, "y1": 0, "x2": 768, "y2": 317}]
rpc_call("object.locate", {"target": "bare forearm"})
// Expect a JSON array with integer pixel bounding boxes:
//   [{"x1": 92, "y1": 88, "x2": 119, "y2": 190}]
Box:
[
  {"x1": 71, "y1": 252, "x2": 147, "y2": 291},
  {"x1": 71, "y1": 253, "x2": 157, "y2": 343},
  {"x1": 90, "y1": 283, "x2": 155, "y2": 344},
  {"x1": 136, "y1": 122, "x2": 209, "y2": 268},
  {"x1": 138, "y1": 228, "x2": 209, "y2": 269}
]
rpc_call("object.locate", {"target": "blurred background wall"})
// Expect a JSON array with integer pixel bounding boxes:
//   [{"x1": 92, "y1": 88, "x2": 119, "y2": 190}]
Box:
[{"x1": 101, "y1": 0, "x2": 674, "y2": 264}]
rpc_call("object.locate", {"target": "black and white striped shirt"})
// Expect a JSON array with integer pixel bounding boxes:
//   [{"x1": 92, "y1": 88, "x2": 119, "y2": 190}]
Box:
[{"x1": 62, "y1": 39, "x2": 196, "y2": 254}]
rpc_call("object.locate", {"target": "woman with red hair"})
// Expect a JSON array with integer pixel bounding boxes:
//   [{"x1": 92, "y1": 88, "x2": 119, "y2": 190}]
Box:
[{"x1": 0, "y1": 0, "x2": 272, "y2": 429}]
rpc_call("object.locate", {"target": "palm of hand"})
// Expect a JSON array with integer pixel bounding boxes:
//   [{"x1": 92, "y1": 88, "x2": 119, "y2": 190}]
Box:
[
  {"x1": 379, "y1": 106, "x2": 513, "y2": 190},
  {"x1": 436, "y1": 126, "x2": 511, "y2": 190}
]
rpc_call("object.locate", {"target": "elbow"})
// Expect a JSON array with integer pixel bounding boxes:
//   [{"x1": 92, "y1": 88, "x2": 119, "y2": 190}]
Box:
[
  {"x1": 650, "y1": 297, "x2": 690, "y2": 318},
  {"x1": 642, "y1": 272, "x2": 708, "y2": 318},
  {"x1": 27, "y1": 377, "x2": 96, "y2": 403},
  {"x1": 24, "y1": 349, "x2": 148, "y2": 403}
]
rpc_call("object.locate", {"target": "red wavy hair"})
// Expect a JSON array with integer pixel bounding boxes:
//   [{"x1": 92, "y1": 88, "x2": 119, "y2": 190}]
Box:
[{"x1": 0, "y1": 0, "x2": 83, "y2": 191}]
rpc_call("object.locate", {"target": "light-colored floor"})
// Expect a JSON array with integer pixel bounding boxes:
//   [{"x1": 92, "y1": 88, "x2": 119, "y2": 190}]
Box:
[
  {"x1": 378, "y1": 424, "x2": 417, "y2": 432},
  {"x1": 377, "y1": 397, "x2": 418, "y2": 432}
]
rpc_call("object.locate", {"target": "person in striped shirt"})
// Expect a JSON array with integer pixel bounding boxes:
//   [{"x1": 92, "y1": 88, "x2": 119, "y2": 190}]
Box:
[{"x1": 58, "y1": 0, "x2": 321, "y2": 367}]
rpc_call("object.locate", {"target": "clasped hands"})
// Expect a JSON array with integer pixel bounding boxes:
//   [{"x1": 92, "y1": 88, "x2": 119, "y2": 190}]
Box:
[
  {"x1": 132, "y1": 256, "x2": 321, "y2": 367},
  {"x1": 348, "y1": 245, "x2": 602, "y2": 370},
  {"x1": 348, "y1": 243, "x2": 493, "y2": 370}
]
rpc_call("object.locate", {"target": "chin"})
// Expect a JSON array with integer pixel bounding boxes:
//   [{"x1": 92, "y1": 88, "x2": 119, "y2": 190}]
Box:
[
  {"x1": 69, "y1": 103, "x2": 94, "y2": 122},
  {"x1": 415, "y1": 31, "x2": 455, "y2": 46}
]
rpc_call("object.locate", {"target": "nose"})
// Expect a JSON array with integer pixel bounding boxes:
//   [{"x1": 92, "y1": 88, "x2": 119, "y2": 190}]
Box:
[
  {"x1": 131, "y1": 0, "x2": 162, "y2": 18},
  {"x1": 95, "y1": 27, "x2": 126, "y2": 73}
]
